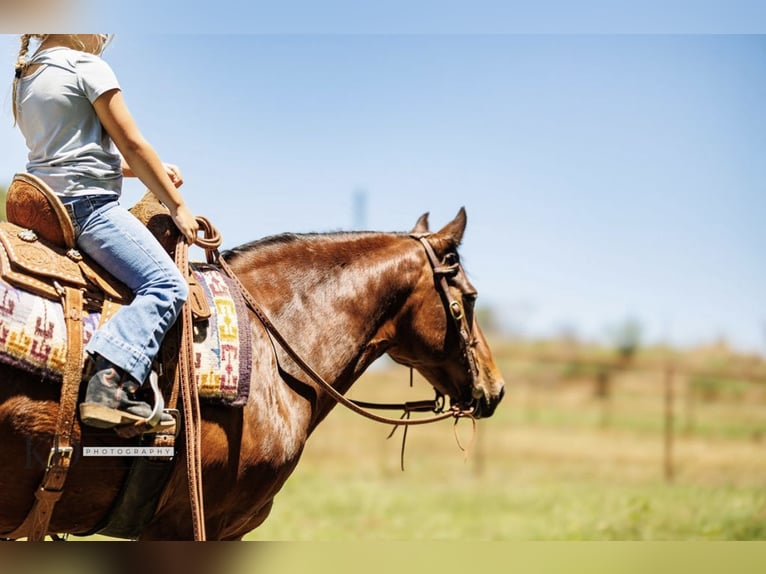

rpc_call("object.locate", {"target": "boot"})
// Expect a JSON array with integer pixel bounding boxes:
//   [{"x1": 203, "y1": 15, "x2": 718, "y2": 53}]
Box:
[{"x1": 79, "y1": 355, "x2": 174, "y2": 432}]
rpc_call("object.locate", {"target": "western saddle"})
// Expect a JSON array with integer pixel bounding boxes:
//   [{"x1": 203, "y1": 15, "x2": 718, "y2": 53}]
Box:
[
  {"x1": 1, "y1": 172, "x2": 211, "y2": 312},
  {"x1": 0, "y1": 173, "x2": 215, "y2": 541}
]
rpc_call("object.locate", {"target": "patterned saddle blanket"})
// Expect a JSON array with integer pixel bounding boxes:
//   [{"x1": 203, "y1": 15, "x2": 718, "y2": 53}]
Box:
[{"x1": 0, "y1": 262, "x2": 252, "y2": 407}]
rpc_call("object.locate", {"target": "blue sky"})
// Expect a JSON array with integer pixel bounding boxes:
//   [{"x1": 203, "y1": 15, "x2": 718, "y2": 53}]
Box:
[
  {"x1": 0, "y1": 12, "x2": 764, "y2": 354},
  {"x1": 76, "y1": 1, "x2": 766, "y2": 34}
]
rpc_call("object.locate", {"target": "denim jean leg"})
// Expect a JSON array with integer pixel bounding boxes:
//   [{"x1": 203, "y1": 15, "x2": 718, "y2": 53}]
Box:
[{"x1": 73, "y1": 200, "x2": 188, "y2": 383}]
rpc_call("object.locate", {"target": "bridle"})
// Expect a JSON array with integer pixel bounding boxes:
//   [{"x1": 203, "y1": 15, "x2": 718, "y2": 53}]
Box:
[
  {"x1": 211, "y1": 227, "x2": 481, "y2": 429},
  {"x1": 410, "y1": 233, "x2": 481, "y2": 405},
  {"x1": 172, "y1": 225, "x2": 481, "y2": 542}
]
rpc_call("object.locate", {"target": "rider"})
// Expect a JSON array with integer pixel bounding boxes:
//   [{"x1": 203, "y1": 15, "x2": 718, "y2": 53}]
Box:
[{"x1": 12, "y1": 34, "x2": 199, "y2": 433}]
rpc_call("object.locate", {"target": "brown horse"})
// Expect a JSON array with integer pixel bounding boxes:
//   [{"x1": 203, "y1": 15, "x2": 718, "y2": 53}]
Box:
[{"x1": 0, "y1": 208, "x2": 504, "y2": 540}]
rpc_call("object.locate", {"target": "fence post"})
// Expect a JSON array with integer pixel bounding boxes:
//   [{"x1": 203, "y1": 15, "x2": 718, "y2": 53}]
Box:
[
  {"x1": 683, "y1": 373, "x2": 696, "y2": 435},
  {"x1": 664, "y1": 362, "x2": 675, "y2": 482},
  {"x1": 595, "y1": 367, "x2": 612, "y2": 428}
]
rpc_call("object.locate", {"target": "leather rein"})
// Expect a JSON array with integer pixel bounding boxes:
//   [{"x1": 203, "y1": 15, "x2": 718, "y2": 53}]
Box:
[
  {"x1": 163, "y1": 222, "x2": 484, "y2": 543},
  {"x1": 198, "y1": 222, "x2": 479, "y2": 430}
]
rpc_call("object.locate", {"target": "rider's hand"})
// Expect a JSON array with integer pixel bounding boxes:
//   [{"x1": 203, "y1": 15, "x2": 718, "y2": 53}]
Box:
[
  {"x1": 164, "y1": 163, "x2": 184, "y2": 188},
  {"x1": 170, "y1": 203, "x2": 199, "y2": 244}
]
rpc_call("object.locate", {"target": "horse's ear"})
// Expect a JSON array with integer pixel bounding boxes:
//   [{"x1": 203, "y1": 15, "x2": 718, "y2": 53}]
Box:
[
  {"x1": 411, "y1": 212, "x2": 430, "y2": 234},
  {"x1": 434, "y1": 207, "x2": 467, "y2": 248}
]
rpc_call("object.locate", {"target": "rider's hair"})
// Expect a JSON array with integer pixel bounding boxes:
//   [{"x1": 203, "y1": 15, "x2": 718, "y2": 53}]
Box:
[
  {"x1": 12, "y1": 34, "x2": 47, "y2": 124},
  {"x1": 12, "y1": 34, "x2": 112, "y2": 125}
]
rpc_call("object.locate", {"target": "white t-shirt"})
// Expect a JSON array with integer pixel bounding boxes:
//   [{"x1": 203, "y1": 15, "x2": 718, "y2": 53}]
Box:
[{"x1": 15, "y1": 47, "x2": 123, "y2": 198}]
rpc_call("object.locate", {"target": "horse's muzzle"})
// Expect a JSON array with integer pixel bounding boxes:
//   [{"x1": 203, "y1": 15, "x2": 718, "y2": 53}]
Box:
[
  {"x1": 474, "y1": 385, "x2": 504, "y2": 418},
  {"x1": 457, "y1": 384, "x2": 504, "y2": 419}
]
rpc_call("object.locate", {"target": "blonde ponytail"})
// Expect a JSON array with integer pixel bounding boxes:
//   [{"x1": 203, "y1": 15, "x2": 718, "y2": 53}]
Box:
[{"x1": 12, "y1": 34, "x2": 47, "y2": 125}]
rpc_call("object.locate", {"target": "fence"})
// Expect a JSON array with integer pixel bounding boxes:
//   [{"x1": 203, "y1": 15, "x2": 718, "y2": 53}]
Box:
[{"x1": 490, "y1": 343, "x2": 766, "y2": 482}]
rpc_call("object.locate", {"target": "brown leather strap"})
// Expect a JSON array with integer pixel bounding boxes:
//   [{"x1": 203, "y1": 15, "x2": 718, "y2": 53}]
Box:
[
  {"x1": 174, "y1": 240, "x2": 206, "y2": 541},
  {"x1": 163, "y1": 325, "x2": 182, "y2": 411},
  {"x1": 415, "y1": 237, "x2": 480, "y2": 385},
  {"x1": 187, "y1": 273, "x2": 211, "y2": 320},
  {"x1": 192, "y1": 216, "x2": 223, "y2": 257},
  {"x1": 2, "y1": 287, "x2": 83, "y2": 541},
  {"x1": 215, "y1": 254, "x2": 469, "y2": 427}
]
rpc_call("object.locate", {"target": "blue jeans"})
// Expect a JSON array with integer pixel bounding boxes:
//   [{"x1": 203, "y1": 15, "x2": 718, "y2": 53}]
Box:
[{"x1": 62, "y1": 195, "x2": 188, "y2": 384}]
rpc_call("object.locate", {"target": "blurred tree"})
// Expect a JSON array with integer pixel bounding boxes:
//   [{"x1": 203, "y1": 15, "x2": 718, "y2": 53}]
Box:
[{"x1": 607, "y1": 317, "x2": 643, "y2": 366}]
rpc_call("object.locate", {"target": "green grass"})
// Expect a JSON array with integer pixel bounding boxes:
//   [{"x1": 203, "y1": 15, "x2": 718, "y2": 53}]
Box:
[
  {"x1": 249, "y1": 461, "x2": 766, "y2": 541},
  {"x1": 80, "y1": 348, "x2": 766, "y2": 542},
  {"x1": 246, "y1": 364, "x2": 766, "y2": 541}
]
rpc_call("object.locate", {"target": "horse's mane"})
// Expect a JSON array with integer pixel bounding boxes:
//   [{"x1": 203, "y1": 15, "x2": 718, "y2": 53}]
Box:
[{"x1": 221, "y1": 230, "x2": 406, "y2": 264}]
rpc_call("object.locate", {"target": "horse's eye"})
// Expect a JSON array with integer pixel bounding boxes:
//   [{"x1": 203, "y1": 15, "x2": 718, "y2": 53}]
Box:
[{"x1": 444, "y1": 253, "x2": 459, "y2": 266}]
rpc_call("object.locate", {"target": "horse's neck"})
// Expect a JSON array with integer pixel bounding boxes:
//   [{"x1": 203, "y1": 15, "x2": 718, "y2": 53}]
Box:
[{"x1": 231, "y1": 233, "x2": 421, "y2": 418}]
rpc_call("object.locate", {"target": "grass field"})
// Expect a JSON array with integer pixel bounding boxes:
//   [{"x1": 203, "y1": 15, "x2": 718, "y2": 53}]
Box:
[{"x1": 247, "y1": 344, "x2": 766, "y2": 541}]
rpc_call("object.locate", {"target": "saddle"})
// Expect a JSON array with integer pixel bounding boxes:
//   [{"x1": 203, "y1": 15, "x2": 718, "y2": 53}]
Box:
[
  {"x1": 1, "y1": 173, "x2": 209, "y2": 317},
  {"x1": 0, "y1": 173, "x2": 213, "y2": 541}
]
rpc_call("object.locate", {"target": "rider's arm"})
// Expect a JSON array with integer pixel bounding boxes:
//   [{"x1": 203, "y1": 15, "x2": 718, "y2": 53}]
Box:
[
  {"x1": 121, "y1": 158, "x2": 184, "y2": 189},
  {"x1": 94, "y1": 88, "x2": 198, "y2": 242}
]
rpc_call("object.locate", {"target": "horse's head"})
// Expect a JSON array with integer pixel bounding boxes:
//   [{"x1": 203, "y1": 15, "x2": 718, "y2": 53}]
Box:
[{"x1": 386, "y1": 208, "x2": 505, "y2": 419}]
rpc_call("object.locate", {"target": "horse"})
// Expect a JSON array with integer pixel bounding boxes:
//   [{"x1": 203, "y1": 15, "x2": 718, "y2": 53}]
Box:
[{"x1": 0, "y1": 207, "x2": 505, "y2": 540}]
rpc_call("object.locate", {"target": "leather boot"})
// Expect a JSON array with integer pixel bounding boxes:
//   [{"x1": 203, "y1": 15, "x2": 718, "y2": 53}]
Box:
[{"x1": 79, "y1": 355, "x2": 174, "y2": 432}]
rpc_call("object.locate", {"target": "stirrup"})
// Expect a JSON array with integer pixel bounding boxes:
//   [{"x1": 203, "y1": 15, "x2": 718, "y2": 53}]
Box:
[
  {"x1": 112, "y1": 373, "x2": 175, "y2": 439},
  {"x1": 145, "y1": 371, "x2": 165, "y2": 429}
]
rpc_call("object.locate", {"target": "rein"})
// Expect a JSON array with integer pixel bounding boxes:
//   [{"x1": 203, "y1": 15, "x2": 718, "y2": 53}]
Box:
[
  {"x1": 217, "y1": 254, "x2": 468, "y2": 426},
  {"x1": 174, "y1": 236, "x2": 207, "y2": 541},
  {"x1": 190, "y1": 221, "x2": 479, "y2": 473},
  {"x1": 205, "y1": 227, "x2": 476, "y2": 429}
]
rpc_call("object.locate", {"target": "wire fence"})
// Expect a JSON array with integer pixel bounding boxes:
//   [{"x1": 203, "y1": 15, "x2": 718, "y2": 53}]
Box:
[{"x1": 489, "y1": 343, "x2": 766, "y2": 482}]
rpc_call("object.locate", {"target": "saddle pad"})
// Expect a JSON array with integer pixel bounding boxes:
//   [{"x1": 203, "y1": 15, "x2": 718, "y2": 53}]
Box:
[
  {"x1": 189, "y1": 263, "x2": 252, "y2": 407},
  {"x1": 0, "y1": 264, "x2": 252, "y2": 407},
  {"x1": 0, "y1": 277, "x2": 99, "y2": 378}
]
